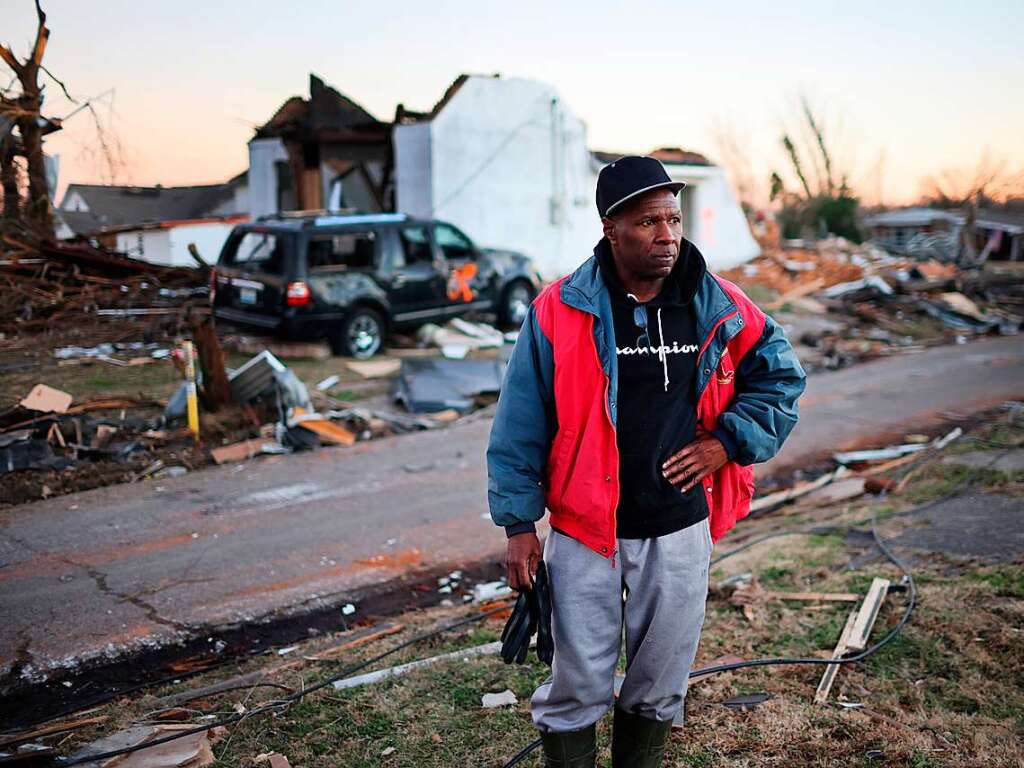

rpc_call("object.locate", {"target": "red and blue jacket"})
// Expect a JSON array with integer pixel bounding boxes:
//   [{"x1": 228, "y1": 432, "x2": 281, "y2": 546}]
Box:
[{"x1": 487, "y1": 242, "x2": 806, "y2": 557}]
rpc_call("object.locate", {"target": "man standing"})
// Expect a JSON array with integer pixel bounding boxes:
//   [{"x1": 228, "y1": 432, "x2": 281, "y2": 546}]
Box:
[{"x1": 487, "y1": 156, "x2": 805, "y2": 767}]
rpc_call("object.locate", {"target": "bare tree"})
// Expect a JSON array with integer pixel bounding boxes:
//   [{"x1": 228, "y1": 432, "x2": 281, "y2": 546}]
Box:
[
  {"x1": 770, "y1": 96, "x2": 860, "y2": 240},
  {"x1": 919, "y1": 150, "x2": 1024, "y2": 207},
  {"x1": 0, "y1": 1, "x2": 55, "y2": 230},
  {"x1": 712, "y1": 120, "x2": 761, "y2": 210}
]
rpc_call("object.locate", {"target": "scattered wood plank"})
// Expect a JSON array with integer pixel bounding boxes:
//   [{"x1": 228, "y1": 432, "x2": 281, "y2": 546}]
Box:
[
  {"x1": 765, "y1": 276, "x2": 826, "y2": 311},
  {"x1": 295, "y1": 418, "x2": 356, "y2": 446},
  {"x1": 308, "y1": 623, "x2": 403, "y2": 660},
  {"x1": 767, "y1": 591, "x2": 860, "y2": 603},
  {"x1": 0, "y1": 716, "x2": 108, "y2": 749},
  {"x1": 814, "y1": 610, "x2": 859, "y2": 704},
  {"x1": 210, "y1": 438, "x2": 270, "y2": 464},
  {"x1": 847, "y1": 578, "x2": 890, "y2": 652},
  {"x1": 749, "y1": 467, "x2": 848, "y2": 513},
  {"x1": 151, "y1": 624, "x2": 403, "y2": 709}
]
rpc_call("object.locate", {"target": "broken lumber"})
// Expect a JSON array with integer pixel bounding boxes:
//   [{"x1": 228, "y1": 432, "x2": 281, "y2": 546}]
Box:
[
  {"x1": 767, "y1": 591, "x2": 860, "y2": 603},
  {"x1": 765, "y1": 276, "x2": 826, "y2": 311},
  {"x1": 0, "y1": 716, "x2": 108, "y2": 749},
  {"x1": 814, "y1": 610, "x2": 859, "y2": 704},
  {"x1": 210, "y1": 438, "x2": 271, "y2": 464},
  {"x1": 847, "y1": 577, "x2": 890, "y2": 652},
  {"x1": 749, "y1": 467, "x2": 848, "y2": 513},
  {"x1": 308, "y1": 623, "x2": 403, "y2": 660},
  {"x1": 294, "y1": 417, "x2": 356, "y2": 446}
]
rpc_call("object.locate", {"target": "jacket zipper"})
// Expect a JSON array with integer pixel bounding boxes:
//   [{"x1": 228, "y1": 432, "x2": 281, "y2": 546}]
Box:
[{"x1": 603, "y1": 371, "x2": 620, "y2": 564}]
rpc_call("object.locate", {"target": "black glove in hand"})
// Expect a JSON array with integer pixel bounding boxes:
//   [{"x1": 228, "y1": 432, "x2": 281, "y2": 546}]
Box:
[{"x1": 499, "y1": 561, "x2": 553, "y2": 667}]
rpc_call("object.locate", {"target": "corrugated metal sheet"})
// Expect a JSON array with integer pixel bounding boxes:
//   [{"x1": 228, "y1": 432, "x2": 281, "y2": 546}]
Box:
[{"x1": 228, "y1": 350, "x2": 286, "y2": 403}]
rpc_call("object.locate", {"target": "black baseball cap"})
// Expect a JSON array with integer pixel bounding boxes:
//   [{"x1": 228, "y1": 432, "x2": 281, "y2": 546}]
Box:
[{"x1": 596, "y1": 155, "x2": 686, "y2": 218}]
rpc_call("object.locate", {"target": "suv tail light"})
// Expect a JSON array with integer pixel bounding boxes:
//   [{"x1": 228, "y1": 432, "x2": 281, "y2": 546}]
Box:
[{"x1": 286, "y1": 281, "x2": 312, "y2": 306}]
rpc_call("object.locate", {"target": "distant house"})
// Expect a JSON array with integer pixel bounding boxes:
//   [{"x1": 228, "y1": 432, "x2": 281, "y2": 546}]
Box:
[
  {"x1": 56, "y1": 172, "x2": 249, "y2": 267},
  {"x1": 249, "y1": 73, "x2": 759, "y2": 277},
  {"x1": 864, "y1": 206, "x2": 1024, "y2": 262}
]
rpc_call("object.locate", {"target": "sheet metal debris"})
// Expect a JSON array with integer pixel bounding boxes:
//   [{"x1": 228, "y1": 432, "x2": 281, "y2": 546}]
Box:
[{"x1": 393, "y1": 358, "x2": 505, "y2": 414}]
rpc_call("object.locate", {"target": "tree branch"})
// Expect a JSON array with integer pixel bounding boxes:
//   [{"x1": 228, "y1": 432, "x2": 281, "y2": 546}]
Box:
[
  {"x1": 0, "y1": 46, "x2": 23, "y2": 76},
  {"x1": 31, "y1": 0, "x2": 49, "y2": 67},
  {"x1": 40, "y1": 64, "x2": 74, "y2": 102}
]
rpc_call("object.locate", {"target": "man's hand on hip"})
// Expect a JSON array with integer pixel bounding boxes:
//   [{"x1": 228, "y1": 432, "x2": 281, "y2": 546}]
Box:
[
  {"x1": 662, "y1": 427, "x2": 728, "y2": 492},
  {"x1": 506, "y1": 532, "x2": 542, "y2": 591}
]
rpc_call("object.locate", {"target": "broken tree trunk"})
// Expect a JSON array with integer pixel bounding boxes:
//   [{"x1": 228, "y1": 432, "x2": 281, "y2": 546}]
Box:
[
  {"x1": 0, "y1": 132, "x2": 19, "y2": 220},
  {"x1": 193, "y1": 319, "x2": 232, "y2": 411},
  {"x1": 0, "y1": 1, "x2": 53, "y2": 231}
]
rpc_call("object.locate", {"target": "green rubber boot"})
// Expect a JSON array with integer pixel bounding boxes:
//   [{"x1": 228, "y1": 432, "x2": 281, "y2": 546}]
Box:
[
  {"x1": 611, "y1": 708, "x2": 673, "y2": 768},
  {"x1": 540, "y1": 723, "x2": 597, "y2": 768}
]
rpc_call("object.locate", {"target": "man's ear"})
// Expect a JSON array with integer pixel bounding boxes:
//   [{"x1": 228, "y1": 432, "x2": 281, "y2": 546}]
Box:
[{"x1": 601, "y1": 217, "x2": 617, "y2": 246}]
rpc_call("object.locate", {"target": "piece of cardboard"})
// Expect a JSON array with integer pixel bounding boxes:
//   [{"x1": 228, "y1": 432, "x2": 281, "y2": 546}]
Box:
[{"x1": 20, "y1": 384, "x2": 73, "y2": 413}]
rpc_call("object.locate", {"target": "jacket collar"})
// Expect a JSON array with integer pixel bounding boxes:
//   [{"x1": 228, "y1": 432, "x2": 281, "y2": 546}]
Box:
[{"x1": 562, "y1": 238, "x2": 738, "y2": 341}]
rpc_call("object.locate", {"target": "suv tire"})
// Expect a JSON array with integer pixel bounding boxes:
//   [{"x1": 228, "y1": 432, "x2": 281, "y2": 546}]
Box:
[
  {"x1": 331, "y1": 307, "x2": 385, "y2": 358},
  {"x1": 498, "y1": 280, "x2": 535, "y2": 328}
]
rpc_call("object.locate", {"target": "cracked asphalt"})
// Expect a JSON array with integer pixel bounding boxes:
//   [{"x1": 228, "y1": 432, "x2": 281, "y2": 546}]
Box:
[{"x1": 1, "y1": 335, "x2": 1022, "y2": 680}]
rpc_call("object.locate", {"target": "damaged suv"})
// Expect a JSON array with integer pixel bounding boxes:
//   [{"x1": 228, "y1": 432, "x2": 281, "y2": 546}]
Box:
[{"x1": 211, "y1": 212, "x2": 542, "y2": 358}]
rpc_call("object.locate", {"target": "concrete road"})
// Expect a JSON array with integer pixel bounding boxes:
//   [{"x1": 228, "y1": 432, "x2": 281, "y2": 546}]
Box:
[{"x1": 2, "y1": 336, "x2": 1022, "y2": 677}]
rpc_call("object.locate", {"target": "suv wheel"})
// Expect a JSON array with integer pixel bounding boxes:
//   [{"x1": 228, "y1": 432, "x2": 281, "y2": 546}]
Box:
[
  {"x1": 498, "y1": 280, "x2": 535, "y2": 327},
  {"x1": 332, "y1": 307, "x2": 384, "y2": 358}
]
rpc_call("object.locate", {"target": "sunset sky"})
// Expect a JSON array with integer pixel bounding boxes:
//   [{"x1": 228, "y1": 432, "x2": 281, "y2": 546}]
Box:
[{"x1": 7, "y1": 0, "x2": 1023, "y2": 205}]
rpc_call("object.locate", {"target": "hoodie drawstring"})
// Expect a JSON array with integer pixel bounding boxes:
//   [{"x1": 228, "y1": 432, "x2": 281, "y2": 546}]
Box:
[{"x1": 656, "y1": 307, "x2": 669, "y2": 392}]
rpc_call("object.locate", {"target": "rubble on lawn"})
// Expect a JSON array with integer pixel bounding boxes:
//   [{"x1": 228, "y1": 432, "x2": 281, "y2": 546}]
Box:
[
  {"x1": 1, "y1": 226, "x2": 207, "y2": 341},
  {"x1": 720, "y1": 237, "x2": 1023, "y2": 372}
]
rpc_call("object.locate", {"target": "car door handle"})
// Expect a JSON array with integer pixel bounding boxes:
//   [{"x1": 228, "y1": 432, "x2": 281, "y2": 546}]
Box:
[{"x1": 392, "y1": 274, "x2": 406, "y2": 287}]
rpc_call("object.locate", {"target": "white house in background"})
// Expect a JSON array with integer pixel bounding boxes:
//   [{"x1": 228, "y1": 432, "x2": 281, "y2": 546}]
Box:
[
  {"x1": 394, "y1": 74, "x2": 758, "y2": 277},
  {"x1": 55, "y1": 173, "x2": 249, "y2": 267}
]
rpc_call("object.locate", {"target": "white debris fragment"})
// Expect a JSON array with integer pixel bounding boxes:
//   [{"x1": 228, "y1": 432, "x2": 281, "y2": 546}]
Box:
[
  {"x1": 473, "y1": 581, "x2": 512, "y2": 603},
  {"x1": 482, "y1": 689, "x2": 518, "y2": 708},
  {"x1": 316, "y1": 374, "x2": 340, "y2": 391},
  {"x1": 276, "y1": 645, "x2": 299, "y2": 656},
  {"x1": 341, "y1": 603, "x2": 356, "y2": 616}
]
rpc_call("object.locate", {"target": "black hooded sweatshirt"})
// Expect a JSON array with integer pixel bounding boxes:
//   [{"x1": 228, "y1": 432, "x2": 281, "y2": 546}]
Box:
[{"x1": 596, "y1": 238, "x2": 710, "y2": 538}]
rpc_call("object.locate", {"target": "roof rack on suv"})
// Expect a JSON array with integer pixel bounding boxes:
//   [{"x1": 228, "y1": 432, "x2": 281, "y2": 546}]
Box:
[{"x1": 254, "y1": 209, "x2": 409, "y2": 227}]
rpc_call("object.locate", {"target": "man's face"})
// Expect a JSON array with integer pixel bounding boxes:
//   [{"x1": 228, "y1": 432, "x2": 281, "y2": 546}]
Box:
[{"x1": 602, "y1": 189, "x2": 683, "y2": 280}]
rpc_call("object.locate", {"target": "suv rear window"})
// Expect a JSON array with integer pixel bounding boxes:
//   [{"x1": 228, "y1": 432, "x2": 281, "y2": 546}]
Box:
[
  {"x1": 222, "y1": 231, "x2": 289, "y2": 275},
  {"x1": 308, "y1": 232, "x2": 377, "y2": 272}
]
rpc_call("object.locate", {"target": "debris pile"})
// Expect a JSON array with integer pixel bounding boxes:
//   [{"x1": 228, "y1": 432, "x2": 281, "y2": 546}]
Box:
[
  {"x1": 0, "y1": 377, "x2": 202, "y2": 505},
  {"x1": 1, "y1": 229, "x2": 206, "y2": 339},
  {"x1": 721, "y1": 238, "x2": 1023, "y2": 371}
]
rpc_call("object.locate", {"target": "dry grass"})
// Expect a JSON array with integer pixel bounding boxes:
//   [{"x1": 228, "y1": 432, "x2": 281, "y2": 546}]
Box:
[{"x1": 28, "y1": 415, "x2": 1024, "y2": 767}]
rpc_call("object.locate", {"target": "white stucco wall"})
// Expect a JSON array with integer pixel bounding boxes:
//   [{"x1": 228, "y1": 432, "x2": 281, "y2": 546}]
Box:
[
  {"x1": 664, "y1": 164, "x2": 760, "y2": 271},
  {"x1": 394, "y1": 75, "x2": 758, "y2": 279},
  {"x1": 116, "y1": 229, "x2": 171, "y2": 265},
  {"x1": 395, "y1": 76, "x2": 597, "y2": 278},
  {"x1": 114, "y1": 222, "x2": 236, "y2": 268},
  {"x1": 248, "y1": 137, "x2": 288, "y2": 219},
  {"x1": 394, "y1": 122, "x2": 434, "y2": 218}
]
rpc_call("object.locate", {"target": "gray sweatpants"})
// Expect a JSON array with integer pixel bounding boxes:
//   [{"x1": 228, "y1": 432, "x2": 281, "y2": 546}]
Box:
[{"x1": 531, "y1": 518, "x2": 712, "y2": 733}]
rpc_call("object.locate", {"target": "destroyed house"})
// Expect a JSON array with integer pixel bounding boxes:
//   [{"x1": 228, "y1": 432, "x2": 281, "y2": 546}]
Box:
[
  {"x1": 864, "y1": 206, "x2": 1024, "y2": 262},
  {"x1": 392, "y1": 74, "x2": 758, "y2": 276},
  {"x1": 249, "y1": 73, "x2": 757, "y2": 277},
  {"x1": 56, "y1": 173, "x2": 249, "y2": 268},
  {"x1": 248, "y1": 74, "x2": 392, "y2": 219}
]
